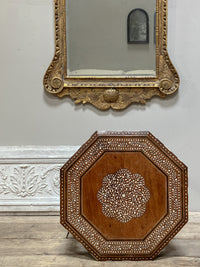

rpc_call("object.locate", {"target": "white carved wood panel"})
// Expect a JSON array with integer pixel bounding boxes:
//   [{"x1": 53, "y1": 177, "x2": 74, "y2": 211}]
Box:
[{"x1": 0, "y1": 146, "x2": 79, "y2": 213}]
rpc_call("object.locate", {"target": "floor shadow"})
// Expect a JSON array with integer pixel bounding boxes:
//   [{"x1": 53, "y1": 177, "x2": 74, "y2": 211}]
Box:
[
  {"x1": 156, "y1": 243, "x2": 177, "y2": 260},
  {"x1": 63, "y1": 237, "x2": 94, "y2": 261}
]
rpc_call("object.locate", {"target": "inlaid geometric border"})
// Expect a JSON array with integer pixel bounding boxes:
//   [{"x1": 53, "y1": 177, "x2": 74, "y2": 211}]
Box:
[{"x1": 60, "y1": 132, "x2": 188, "y2": 260}]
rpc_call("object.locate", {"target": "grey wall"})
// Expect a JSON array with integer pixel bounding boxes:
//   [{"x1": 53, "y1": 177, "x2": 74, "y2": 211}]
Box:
[
  {"x1": 0, "y1": 0, "x2": 200, "y2": 211},
  {"x1": 66, "y1": 0, "x2": 156, "y2": 75}
]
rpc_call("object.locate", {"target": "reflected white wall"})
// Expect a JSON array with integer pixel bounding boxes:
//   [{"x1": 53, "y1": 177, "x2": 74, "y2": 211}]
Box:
[{"x1": 66, "y1": 0, "x2": 156, "y2": 76}]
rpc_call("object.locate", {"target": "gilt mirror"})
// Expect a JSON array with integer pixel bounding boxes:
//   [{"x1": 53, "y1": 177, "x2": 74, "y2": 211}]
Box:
[{"x1": 44, "y1": 0, "x2": 179, "y2": 110}]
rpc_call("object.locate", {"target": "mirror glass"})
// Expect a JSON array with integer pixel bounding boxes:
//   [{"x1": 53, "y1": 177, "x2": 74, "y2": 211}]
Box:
[{"x1": 66, "y1": 0, "x2": 156, "y2": 77}]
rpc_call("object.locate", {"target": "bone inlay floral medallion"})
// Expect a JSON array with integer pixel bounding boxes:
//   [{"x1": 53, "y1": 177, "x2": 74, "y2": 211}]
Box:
[
  {"x1": 60, "y1": 131, "x2": 188, "y2": 261},
  {"x1": 97, "y1": 169, "x2": 150, "y2": 223}
]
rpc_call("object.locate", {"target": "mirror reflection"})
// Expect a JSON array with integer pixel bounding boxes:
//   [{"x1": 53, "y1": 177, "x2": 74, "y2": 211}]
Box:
[
  {"x1": 66, "y1": 0, "x2": 156, "y2": 77},
  {"x1": 127, "y1": 9, "x2": 149, "y2": 44}
]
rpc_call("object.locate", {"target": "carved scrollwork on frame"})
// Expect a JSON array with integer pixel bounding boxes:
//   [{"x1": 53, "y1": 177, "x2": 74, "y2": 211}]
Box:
[
  {"x1": 43, "y1": 0, "x2": 64, "y2": 94},
  {"x1": 44, "y1": 0, "x2": 179, "y2": 110}
]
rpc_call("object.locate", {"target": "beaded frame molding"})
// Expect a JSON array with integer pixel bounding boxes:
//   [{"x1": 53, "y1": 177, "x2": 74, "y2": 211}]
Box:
[
  {"x1": 44, "y1": 0, "x2": 179, "y2": 110},
  {"x1": 60, "y1": 131, "x2": 188, "y2": 260}
]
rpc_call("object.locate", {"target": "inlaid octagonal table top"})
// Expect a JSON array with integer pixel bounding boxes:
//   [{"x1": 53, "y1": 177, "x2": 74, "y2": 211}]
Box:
[{"x1": 60, "y1": 131, "x2": 188, "y2": 261}]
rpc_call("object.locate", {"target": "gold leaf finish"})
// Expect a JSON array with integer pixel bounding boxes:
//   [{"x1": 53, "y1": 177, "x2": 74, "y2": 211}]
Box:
[
  {"x1": 44, "y1": 0, "x2": 179, "y2": 110},
  {"x1": 103, "y1": 89, "x2": 119, "y2": 103}
]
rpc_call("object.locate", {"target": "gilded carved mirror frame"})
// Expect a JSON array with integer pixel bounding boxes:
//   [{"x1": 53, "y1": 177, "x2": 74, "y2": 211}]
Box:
[{"x1": 44, "y1": 0, "x2": 179, "y2": 110}]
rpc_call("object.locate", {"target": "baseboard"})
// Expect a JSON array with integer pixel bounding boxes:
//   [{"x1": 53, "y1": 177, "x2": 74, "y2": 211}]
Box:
[{"x1": 0, "y1": 146, "x2": 79, "y2": 214}]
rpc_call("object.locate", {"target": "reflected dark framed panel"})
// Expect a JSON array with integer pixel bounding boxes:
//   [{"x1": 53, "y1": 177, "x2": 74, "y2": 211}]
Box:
[{"x1": 127, "y1": 9, "x2": 149, "y2": 44}]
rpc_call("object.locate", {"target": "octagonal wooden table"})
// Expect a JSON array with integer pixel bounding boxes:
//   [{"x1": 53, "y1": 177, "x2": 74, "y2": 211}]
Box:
[{"x1": 60, "y1": 131, "x2": 188, "y2": 261}]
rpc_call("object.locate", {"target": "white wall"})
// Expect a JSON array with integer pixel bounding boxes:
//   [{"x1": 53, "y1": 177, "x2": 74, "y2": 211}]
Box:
[{"x1": 0, "y1": 0, "x2": 199, "y2": 211}]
